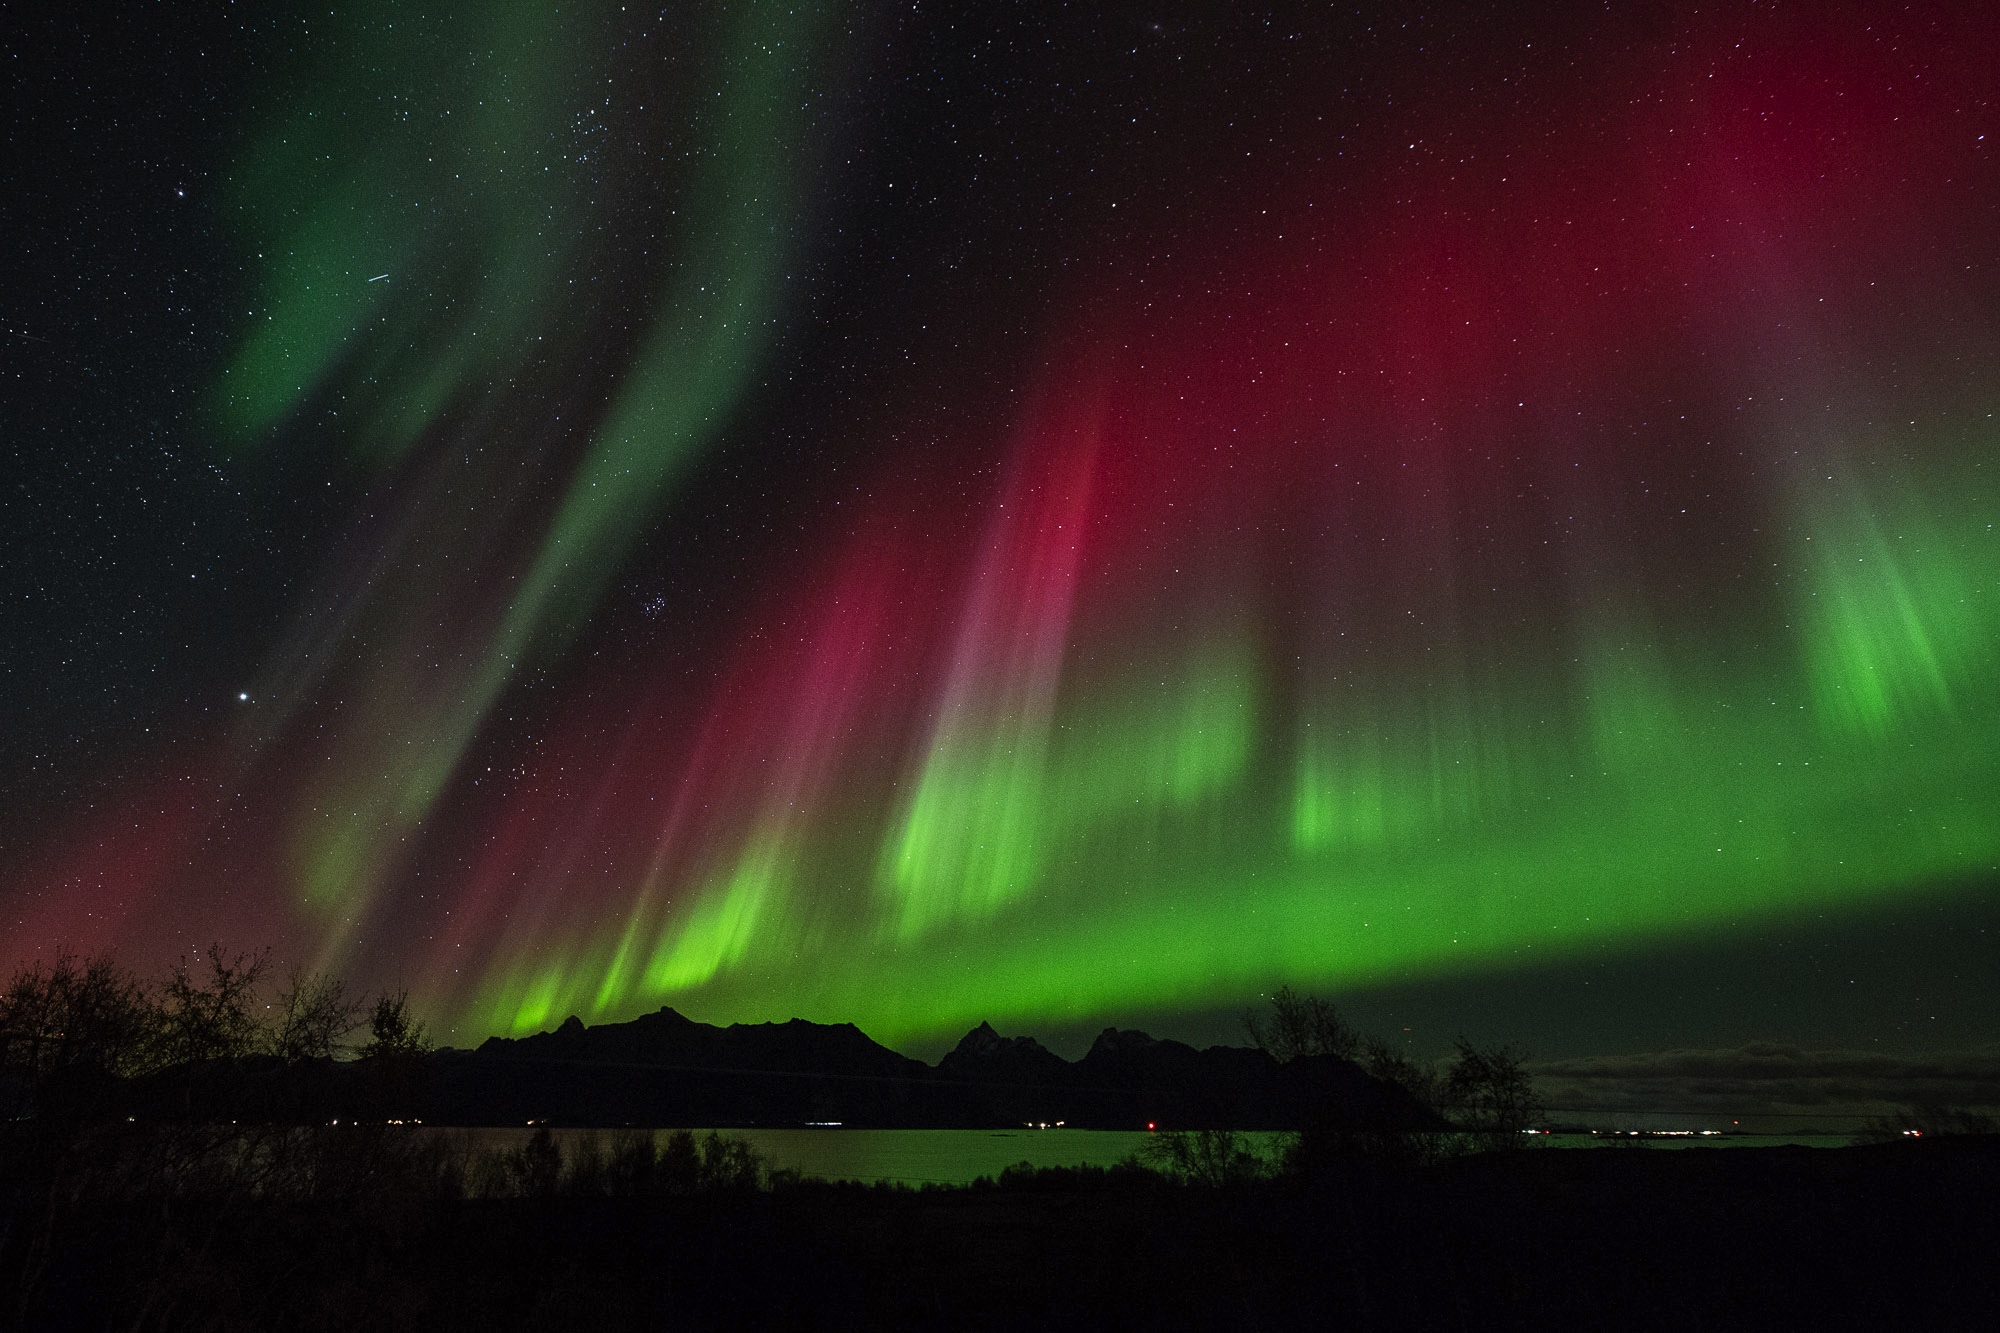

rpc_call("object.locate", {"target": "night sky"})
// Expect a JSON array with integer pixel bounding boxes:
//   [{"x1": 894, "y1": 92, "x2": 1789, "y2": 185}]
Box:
[{"x1": 6, "y1": 2, "x2": 1998, "y2": 1095}]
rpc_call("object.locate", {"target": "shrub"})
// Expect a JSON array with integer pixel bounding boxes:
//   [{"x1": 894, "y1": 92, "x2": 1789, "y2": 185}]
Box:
[{"x1": 1134, "y1": 1128, "x2": 1271, "y2": 1187}]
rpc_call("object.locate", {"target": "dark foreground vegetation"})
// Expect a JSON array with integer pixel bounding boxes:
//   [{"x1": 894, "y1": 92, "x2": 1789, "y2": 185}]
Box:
[
  {"x1": 6, "y1": 955, "x2": 1996, "y2": 1328},
  {"x1": 9, "y1": 1130, "x2": 1997, "y2": 1330}
]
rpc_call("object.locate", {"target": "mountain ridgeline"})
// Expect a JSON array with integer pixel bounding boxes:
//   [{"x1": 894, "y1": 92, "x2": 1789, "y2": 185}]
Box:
[{"x1": 404, "y1": 1009, "x2": 1437, "y2": 1130}]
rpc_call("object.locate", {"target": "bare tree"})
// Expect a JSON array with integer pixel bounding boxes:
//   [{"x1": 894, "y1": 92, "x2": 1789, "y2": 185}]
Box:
[
  {"x1": 1359, "y1": 1033, "x2": 1441, "y2": 1108},
  {"x1": 1136, "y1": 1128, "x2": 1270, "y2": 1187},
  {"x1": 1439, "y1": 1038, "x2": 1543, "y2": 1152},
  {"x1": 154, "y1": 945, "x2": 270, "y2": 1066},
  {"x1": 269, "y1": 969, "x2": 364, "y2": 1063},
  {"x1": 1, "y1": 952, "x2": 158, "y2": 1132},
  {"x1": 1243, "y1": 984, "x2": 1360, "y2": 1063},
  {"x1": 1353, "y1": 1032, "x2": 1456, "y2": 1163},
  {"x1": 1244, "y1": 985, "x2": 1550, "y2": 1166},
  {"x1": 357, "y1": 990, "x2": 435, "y2": 1121},
  {"x1": 360, "y1": 991, "x2": 432, "y2": 1060},
  {"x1": 0, "y1": 952, "x2": 156, "y2": 1082}
]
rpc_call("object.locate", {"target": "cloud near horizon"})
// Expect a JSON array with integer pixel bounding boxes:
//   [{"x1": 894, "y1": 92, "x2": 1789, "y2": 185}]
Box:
[{"x1": 1529, "y1": 1044, "x2": 2000, "y2": 1121}]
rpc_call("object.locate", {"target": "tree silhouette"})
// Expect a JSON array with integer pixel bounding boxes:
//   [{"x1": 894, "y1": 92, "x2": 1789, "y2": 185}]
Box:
[
  {"x1": 154, "y1": 945, "x2": 269, "y2": 1066},
  {"x1": 360, "y1": 990, "x2": 433, "y2": 1060},
  {"x1": 269, "y1": 969, "x2": 364, "y2": 1063},
  {"x1": 358, "y1": 990, "x2": 434, "y2": 1122},
  {"x1": 1439, "y1": 1038, "x2": 1543, "y2": 1152},
  {"x1": 1136, "y1": 1127, "x2": 1270, "y2": 1186},
  {"x1": 1242, "y1": 985, "x2": 1545, "y2": 1166},
  {"x1": 0, "y1": 952, "x2": 154, "y2": 1123},
  {"x1": 1242, "y1": 984, "x2": 1360, "y2": 1063}
]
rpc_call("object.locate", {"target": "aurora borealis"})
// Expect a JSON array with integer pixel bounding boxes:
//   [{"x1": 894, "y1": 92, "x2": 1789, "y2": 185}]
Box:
[{"x1": 6, "y1": 2, "x2": 1997, "y2": 1058}]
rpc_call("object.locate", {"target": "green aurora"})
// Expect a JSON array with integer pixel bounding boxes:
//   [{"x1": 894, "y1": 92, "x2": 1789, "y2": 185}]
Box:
[{"x1": 6, "y1": 2, "x2": 1996, "y2": 1057}]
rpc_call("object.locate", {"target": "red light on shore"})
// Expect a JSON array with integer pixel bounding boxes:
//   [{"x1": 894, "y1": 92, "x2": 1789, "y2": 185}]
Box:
[{"x1": 1146, "y1": 1121, "x2": 1156, "y2": 1132}]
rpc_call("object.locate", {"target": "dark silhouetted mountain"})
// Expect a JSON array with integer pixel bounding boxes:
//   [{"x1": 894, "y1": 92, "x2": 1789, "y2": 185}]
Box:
[
  {"x1": 937, "y1": 1021, "x2": 1073, "y2": 1086},
  {"x1": 99, "y1": 1006, "x2": 1444, "y2": 1130},
  {"x1": 476, "y1": 1008, "x2": 927, "y2": 1081},
  {"x1": 1071, "y1": 1027, "x2": 1289, "y2": 1125},
  {"x1": 433, "y1": 1007, "x2": 935, "y2": 1126},
  {"x1": 420, "y1": 1010, "x2": 1448, "y2": 1128}
]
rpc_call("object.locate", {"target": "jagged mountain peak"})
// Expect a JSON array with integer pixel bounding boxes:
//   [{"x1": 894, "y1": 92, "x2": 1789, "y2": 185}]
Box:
[
  {"x1": 1085, "y1": 1027, "x2": 1161, "y2": 1059},
  {"x1": 949, "y1": 1021, "x2": 1003, "y2": 1056},
  {"x1": 410, "y1": 1006, "x2": 1435, "y2": 1129},
  {"x1": 947, "y1": 1021, "x2": 1061, "y2": 1059}
]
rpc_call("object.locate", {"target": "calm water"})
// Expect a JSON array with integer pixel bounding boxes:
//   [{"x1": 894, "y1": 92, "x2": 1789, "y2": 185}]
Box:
[
  {"x1": 455, "y1": 1127, "x2": 1177, "y2": 1186},
  {"x1": 449, "y1": 1127, "x2": 1858, "y2": 1186}
]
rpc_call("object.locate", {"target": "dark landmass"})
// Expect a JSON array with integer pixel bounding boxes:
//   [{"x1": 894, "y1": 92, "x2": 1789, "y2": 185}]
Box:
[
  {"x1": 101, "y1": 1007, "x2": 1440, "y2": 1131},
  {"x1": 18, "y1": 1137, "x2": 1997, "y2": 1330},
  {"x1": 8, "y1": 987, "x2": 1996, "y2": 1327}
]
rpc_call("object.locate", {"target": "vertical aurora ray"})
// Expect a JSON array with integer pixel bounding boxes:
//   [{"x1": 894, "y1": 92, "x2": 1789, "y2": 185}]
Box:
[
  {"x1": 645, "y1": 835, "x2": 784, "y2": 994},
  {"x1": 1795, "y1": 459, "x2": 1997, "y2": 742},
  {"x1": 459, "y1": 536, "x2": 913, "y2": 1034},
  {"x1": 1292, "y1": 708, "x2": 1391, "y2": 851},
  {"x1": 638, "y1": 549, "x2": 899, "y2": 1000},
  {"x1": 197, "y1": 1, "x2": 839, "y2": 966},
  {"x1": 1043, "y1": 638, "x2": 1259, "y2": 843},
  {"x1": 880, "y1": 385, "x2": 1106, "y2": 939}
]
